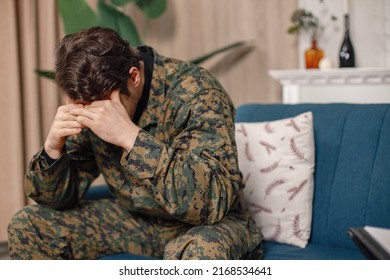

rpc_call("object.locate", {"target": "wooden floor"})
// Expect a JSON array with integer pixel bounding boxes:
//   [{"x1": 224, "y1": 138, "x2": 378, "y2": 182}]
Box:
[{"x1": 0, "y1": 242, "x2": 10, "y2": 260}]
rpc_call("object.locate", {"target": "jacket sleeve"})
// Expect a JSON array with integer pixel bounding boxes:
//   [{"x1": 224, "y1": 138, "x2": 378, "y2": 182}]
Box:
[
  {"x1": 25, "y1": 129, "x2": 100, "y2": 209},
  {"x1": 120, "y1": 89, "x2": 243, "y2": 225}
]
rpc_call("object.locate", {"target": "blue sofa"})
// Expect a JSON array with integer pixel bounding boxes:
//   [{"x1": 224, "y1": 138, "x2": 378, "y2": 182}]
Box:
[{"x1": 86, "y1": 103, "x2": 390, "y2": 260}]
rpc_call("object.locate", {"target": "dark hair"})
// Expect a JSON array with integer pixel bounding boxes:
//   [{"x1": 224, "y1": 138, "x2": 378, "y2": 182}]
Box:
[{"x1": 54, "y1": 26, "x2": 140, "y2": 102}]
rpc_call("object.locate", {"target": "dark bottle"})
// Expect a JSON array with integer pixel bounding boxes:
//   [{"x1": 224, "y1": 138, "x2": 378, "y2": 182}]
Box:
[{"x1": 339, "y1": 14, "x2": 355, "y2": 67}]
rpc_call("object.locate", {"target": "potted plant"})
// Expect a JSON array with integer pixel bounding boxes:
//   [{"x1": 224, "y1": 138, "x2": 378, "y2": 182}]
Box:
[
  {"x1": 287, "y1": 9, "x2": 324, "y2": 69},
  {"x1": 287, "y1": 5, "x2": 338, "y2": 69}
]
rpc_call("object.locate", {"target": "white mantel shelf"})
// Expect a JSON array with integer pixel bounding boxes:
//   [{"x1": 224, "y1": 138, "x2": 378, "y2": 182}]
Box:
[
  {"x1": 269, "y1": 68, "x2": 390, "y2": 104},
  {"x1": 269, "y1": 68, "x2": 390, "y2": 85}
]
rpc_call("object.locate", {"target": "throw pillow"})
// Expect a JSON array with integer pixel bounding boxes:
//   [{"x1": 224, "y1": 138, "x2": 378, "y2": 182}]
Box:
[{"x1": 235, "y1": 112, "x2": 315, "y2": 248}]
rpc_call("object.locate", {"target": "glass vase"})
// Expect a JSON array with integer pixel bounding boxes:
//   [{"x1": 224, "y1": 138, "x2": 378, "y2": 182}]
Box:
[{"x1": 305, "y1": 39, "x2": 324, "y2": 69}]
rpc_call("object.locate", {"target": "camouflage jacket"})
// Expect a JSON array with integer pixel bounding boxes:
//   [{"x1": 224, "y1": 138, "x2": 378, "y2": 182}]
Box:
[{"x1": 25, "y1": 46, "x2": 243, "y2": 226}]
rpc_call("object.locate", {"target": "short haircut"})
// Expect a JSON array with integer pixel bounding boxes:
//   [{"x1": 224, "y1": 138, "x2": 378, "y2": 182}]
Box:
[{"x1": 55, "y1": 26, "x2": 140, "y2": 102}]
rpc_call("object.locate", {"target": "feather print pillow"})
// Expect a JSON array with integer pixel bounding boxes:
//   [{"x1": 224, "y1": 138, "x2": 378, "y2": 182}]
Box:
[{"x1": 235, "y1": 112, "x2": 315, "y2": 248}]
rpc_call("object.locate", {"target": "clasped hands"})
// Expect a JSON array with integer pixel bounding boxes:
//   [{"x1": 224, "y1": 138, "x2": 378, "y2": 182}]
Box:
[{"x1": 44, "y1": 90, "x2": 140, "y2": 159}]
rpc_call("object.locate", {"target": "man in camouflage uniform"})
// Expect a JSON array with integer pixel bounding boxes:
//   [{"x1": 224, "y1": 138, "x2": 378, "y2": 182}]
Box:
[{"x1": 8, "y1": 27, "x2": 262, "y2": 260}]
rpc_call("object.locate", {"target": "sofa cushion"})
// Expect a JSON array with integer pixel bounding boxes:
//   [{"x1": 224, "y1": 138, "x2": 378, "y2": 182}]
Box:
[
  {"x1": 262, "y1": 241, "x2": 365, "y2": 260},
  {"x1": 235, "y1": 112, "x2": 315, "y2": 248},
  {"x1": 235, "y1": 103, "x2": 390, "y2": 251},
  {"x1": 84, "y1": 184, "x2": 115, "y2": 200}
]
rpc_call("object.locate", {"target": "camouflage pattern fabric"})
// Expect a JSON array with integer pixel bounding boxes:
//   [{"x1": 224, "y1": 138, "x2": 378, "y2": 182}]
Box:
[
  {"x1": 8, "y1": 199, "x2": 189, "y2": 259},
  {"x1": 8, "y1": 200, "x2": 262, "y2": 260},
  {"x1": 8, "y1": 46, "x2": 263, "y2": 259}
]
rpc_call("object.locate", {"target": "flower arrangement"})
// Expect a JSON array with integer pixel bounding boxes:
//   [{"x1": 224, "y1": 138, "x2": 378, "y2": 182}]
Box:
[
  {"x1": 286, "y1": 6, "x2": 337, "y2": 69},
  {"x1": 287, "y1": 9, "x2": 322, "y2": 40},
  {"x1": 287, "y1": 7, "x2": 337, "y2": 40}
]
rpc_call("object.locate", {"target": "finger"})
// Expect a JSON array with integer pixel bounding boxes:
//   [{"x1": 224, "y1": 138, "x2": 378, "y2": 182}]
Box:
[
  {"x1": 54, "y1": 111, "x2": 79, "y2": 123},
  {"x1": 56, "y1": 105, "x2": 84, "y2": 120},
  {"x1": 58, "y1": 103, "x2": 84, "y2": 113},
  {"x1": 62, "y1": 120, "x2": 85, "y2": 129},
  {"x1": 110, "y1": 90, "x2": 121, "y2": 104},
  {"x1": 59, "y1": 127, "x2": 83, "y2": 137},
  {"x1": 84, "y1": 100, "x2": 107, "y2": 109},
  {"x1": 70, "y1": 107, "x2": 97, "y2": 120},
  {"x1": 67, "y1": 103, "x2": 84, "y2": 110},
  {"x1": 76, "y1": 115, "x2": 93, "y2": 128},
  {"x1": 57, "y1": 111, "x2": 79, "y2": 122},
  {"x1": 51, "y1": 126, "x2": 82, "y2": 139}
]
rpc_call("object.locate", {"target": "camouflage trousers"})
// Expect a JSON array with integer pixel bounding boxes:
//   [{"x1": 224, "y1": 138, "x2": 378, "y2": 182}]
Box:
[{"x1": 8, "y1": 199, "x2": 263, "y2": 260}]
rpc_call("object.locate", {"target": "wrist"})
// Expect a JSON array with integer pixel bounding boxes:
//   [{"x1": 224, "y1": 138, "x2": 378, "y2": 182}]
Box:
[
  {"x1": 122, "y1": 126, "x2": 140, "y2": 153},
  {"x1": 44, "y1": 141, "x2": 63, "y2": 159}
]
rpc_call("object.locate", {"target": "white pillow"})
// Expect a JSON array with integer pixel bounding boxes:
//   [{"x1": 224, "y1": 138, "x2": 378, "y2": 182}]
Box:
[{"x1": 235, "y1": 112, "x2": 315, "y2": 248}]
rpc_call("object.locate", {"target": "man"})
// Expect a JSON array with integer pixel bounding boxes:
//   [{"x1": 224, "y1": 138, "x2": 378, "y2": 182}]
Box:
[{"x1": 8, "y1": 27, "x2": 262, "y2": 260}]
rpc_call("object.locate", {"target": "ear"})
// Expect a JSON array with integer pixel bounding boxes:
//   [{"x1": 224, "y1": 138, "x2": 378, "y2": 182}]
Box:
[{"x1": 128, "y1": 66, "x2": 140, "y2": 87}]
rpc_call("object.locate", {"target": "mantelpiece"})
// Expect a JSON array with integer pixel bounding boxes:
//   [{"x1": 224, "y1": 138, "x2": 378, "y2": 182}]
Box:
[{"x1": 269, "y1": 68, "x2": 390, "y2": 104}]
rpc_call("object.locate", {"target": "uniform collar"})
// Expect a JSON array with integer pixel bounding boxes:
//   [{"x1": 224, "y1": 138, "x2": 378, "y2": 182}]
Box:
[{"x1": 136, "y1": 46, "x2": 166, "y2": 130}]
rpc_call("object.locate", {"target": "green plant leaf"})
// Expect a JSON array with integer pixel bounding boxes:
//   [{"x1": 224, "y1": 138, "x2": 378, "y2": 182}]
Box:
[
  {"x1": 35, "y1": 69, "x2": 56, "y2": 80},
  {"x1": 287, "y1": 24, "x2": 301, "y2": 34},
  {"x1": 111, "y1": 0, "x2": 136, "y2": 6},
  {"x1": 135, "y1": 0, "x2": 167, "y2": 19},
  {"x1": 189, "y1": 41, "x2": 248, "y2": 65},
  {"x1": 97, "y1": 0, "x2": 143, "y2": 46},
  {"x1": 57, "y1": 0, "x2": 97, "y2": 34},
  {"x1": 291, "y1": 9, "x2": 305, "y2": 22}
]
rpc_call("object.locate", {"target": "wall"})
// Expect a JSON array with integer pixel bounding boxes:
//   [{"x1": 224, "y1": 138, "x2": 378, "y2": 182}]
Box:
[
  {"x1": 0, "y1": 0, "x2": 62, "y2": 242},
  {"x1": 127, "y1": 0, "x2": 298, "y2": 107},
  {"x1": 0, "y1": 0, "x2": 25, "y2": 243},
  {"x1": 298, "y1": 0, "x2": 390, "y2": 68}
]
